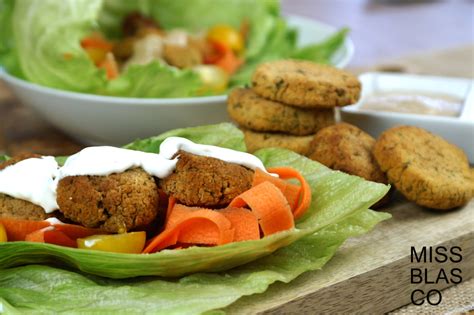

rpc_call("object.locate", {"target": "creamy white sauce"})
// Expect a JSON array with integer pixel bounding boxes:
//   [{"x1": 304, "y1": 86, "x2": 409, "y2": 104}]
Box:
[
  {"x1": 0, "y1": 137, "x2": 270, "y2": 213},
  {"x1": 0, "y1": 156, "x2": 59, "y2": 213},
  {"x1": 159, "y1": 137, "x2": 269, "y2": 173},
  {"x1": 58, "y1": 146, "x2": 177, "y2": 180}
]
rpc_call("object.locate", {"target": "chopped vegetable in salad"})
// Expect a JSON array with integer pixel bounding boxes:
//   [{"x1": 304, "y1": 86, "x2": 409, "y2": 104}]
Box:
[
  {"x1": 80, "y1": 12, "x2": 245, "y2": 93},
  {"x1": 0, "y1": 0, "x2": 349, "y2": 98}
]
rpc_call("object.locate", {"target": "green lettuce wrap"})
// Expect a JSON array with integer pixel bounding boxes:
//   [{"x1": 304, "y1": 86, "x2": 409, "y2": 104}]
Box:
[
  {"x1": 0, "y1": 123, "x2": 390, "y2": 314},
  {"x1": 0, "y1": 0, "x2": 349, "y2": 97}
]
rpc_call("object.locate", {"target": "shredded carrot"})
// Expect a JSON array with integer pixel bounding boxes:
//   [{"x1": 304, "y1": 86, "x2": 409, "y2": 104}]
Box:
[
  {"x1": 214, "y1": 50, "x2": 243, "y2": 75},
  {"x1": 99, "y1": 52, "x2": 119, "y2": 80},
  {"x1": 25, "y1": 226, "x2": 77, "y2": 248},
  {"x1": 142, "y1": 225, "x2": 180, "y2": 253},
  {"x1": 0, "y1": 217, "x2": 103, "y2": 244},
  {"x1": 165, "y1": 196, "x2": 177, "y2": 224},
  {"x1": 143, "y1": 203, "x2": 234, "y2": 254},
  {"x1": 205, "y1": 40, "x2": 243, "y2": 75},
  {"x1": 219, "y1": 207, "x2": 260, "y2": 241},
  {"x1": 229, "y1": 182, "x2": 294, "y2": 236},
  {"x1": 0, "y1": 218, "x2": 50, "y2": 241},
  {"x1": 267, "y1": 167, "x2": 312, "y2": 219},
  {"x1": 252, "y1": 168, "x2": 301, "y2": 211},
  {"x1": 80, "y1": 35, "x2": 113, "y2": 52},
  {"x1": 170, "y1": 205, "x2": 233, "y2": 245}
]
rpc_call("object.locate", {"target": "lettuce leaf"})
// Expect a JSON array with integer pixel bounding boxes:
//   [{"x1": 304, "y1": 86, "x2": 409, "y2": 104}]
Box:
[
  {"x1": 124, "y1": 123, "x2": 248, "y2": 153},
  {"x1": 105, "y1": 62, "x2": 201, "y2": 98},
  {"x1": 0, "y1": 209, "x2": 388, "y2": 314},
  {"x1": 0, "y1": 0, "x2": 23, "y2": 78},
  {"x1": 11, "y1": 0, "x2": 106, "y2": 93}
]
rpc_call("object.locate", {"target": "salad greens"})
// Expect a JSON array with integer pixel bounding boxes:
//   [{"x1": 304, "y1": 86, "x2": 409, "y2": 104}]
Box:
[
  {"x1": 0, "y1": 123, "x2": 390, "y2": 314},
  {"x1": 0, "y1": 0, "x2": 348, "y2": 97}
]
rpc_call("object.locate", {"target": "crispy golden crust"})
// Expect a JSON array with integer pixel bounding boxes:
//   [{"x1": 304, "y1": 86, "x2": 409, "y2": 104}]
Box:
[
  {"x1": 373, "y1": 126, "x2": 473, "y2": 210},
  {"x1": 160, "y1": 152, "x2": 254, "y2": 208},
  {"x1": 242, "y1": 129, "x2": 314, "y2": 156},
  {"x1": 227, "y1": 87, "x2": 335, "y2": 135},
  {"x1": 308, "y1": 123, "x2": 387, "y2": 184},
  {"x1": 57, "y1": 168, "x2": 159, "y2": 233},
  {"x1": 0, "y1": 193, "x2": 50, "y2": 221},
  {"x1": 308, "y1": 123, "x2": 389, "y2": 207},
  {"x1": 251, "y1": 60, "x2": 361, "y2": 108}
]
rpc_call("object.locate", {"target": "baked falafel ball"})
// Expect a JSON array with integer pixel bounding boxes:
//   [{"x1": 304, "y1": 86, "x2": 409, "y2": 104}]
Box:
[
  {"x1": 160, "y1": 152, "x2": 254, "y2": 208},
  {"x1": 308, "y1": 123, "x2": 387, "y2": 184},
  {"x1": 0, "y1": 193, "x2": 50, "y2": 220},
  {"x1": 0, "y1": 153, "x2": 51, "y2": 220},
  {"x1": 56, "y1": 168, "x2": 159, "y2": 233}
]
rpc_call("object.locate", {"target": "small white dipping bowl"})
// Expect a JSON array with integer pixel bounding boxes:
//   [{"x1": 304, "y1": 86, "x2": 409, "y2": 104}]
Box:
[
  {"x1": 0, "y1": 15, "x2": 354, "y2": 146},
  {"x1": 340, "y1": 72, "x2": 474, "y2": 163}
]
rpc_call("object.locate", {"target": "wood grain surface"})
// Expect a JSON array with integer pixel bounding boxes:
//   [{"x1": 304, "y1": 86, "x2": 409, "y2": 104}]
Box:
[
  {"x1": 0, "y1": 81, "x2": 83, "y2": 156},
  {"x1": 224, "y1": 194, "x2": 473, "y2": 313}
]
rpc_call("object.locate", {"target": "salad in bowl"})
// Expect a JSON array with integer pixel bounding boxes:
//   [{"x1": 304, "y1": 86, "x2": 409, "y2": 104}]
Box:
[{"x1": 0, "y1": 0, "x2": 349, "y2": 98}]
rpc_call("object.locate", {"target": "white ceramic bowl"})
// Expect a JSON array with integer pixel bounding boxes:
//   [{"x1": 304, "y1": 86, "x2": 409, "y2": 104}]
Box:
[
  {"x1": 0, "y1": 15, "x2": 354, "y2": 146},
  {"x1": 340, "y1": 72, "x2": 474, "y2": 163}
]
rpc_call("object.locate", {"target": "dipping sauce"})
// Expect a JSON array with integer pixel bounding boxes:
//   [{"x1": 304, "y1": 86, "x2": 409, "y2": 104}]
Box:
[{"x1": 360, "y1": 91, "x2": 463, "y2": 117}]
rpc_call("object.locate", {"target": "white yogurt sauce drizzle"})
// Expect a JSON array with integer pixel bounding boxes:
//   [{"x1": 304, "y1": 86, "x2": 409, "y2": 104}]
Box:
[
  {"x1": 0, "y1": 137, "x2": 271, "y2": 213},
  {"x1": 57, "y1": 146, "x2": 177, "y2": 180},
  {"x1": 0, "y1": 156, "x2": 59, "y2": 213},
  {"x1": 159, "y1": 137, "x2": 268, "y2": 174}
]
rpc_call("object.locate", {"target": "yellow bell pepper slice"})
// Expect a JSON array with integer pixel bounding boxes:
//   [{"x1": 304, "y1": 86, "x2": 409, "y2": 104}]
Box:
[
  {"x1": 0, "y1": 223, "x2": 7, "y2": 242},
  {"x1": 207, "y1": 24, "x2": 244, "y2": 54},
  {"x1": 77, "y1": 231, "x2": 146, "y2": 254}
]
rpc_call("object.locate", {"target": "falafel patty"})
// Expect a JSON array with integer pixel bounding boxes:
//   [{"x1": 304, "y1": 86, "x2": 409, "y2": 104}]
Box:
[
  {"x1": 0, "y1": 153, "x2": 51, "y2": 220},
  {"x1": 160, "y1": 152, "x2": 254, "y2": 208},
  {"x1": 373, "y1": 125, "x2": 473, "y2": 210},
  {"x1": 57, "y1": 168, "x2": 159, "y2": 233},
  {"x1": 308, "y1": 123, "x2": 387, "y2": 184},
  {"x1": 227, "y1": 87, "x2": 335, "y2": 136},
  {"x1": 0, "y1": 193, "x2": 50, "y2": 220}
]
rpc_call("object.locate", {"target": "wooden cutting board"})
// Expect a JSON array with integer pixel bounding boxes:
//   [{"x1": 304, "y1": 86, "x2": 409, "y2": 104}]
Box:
[{"x1": 225, "y1": 194, "x2": 474, "y2": 314}]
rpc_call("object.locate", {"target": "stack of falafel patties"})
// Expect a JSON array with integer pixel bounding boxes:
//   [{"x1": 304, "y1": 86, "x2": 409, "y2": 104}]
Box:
[{"x1": 227, "y1": 60, "x2": 361, "y2": 155}]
